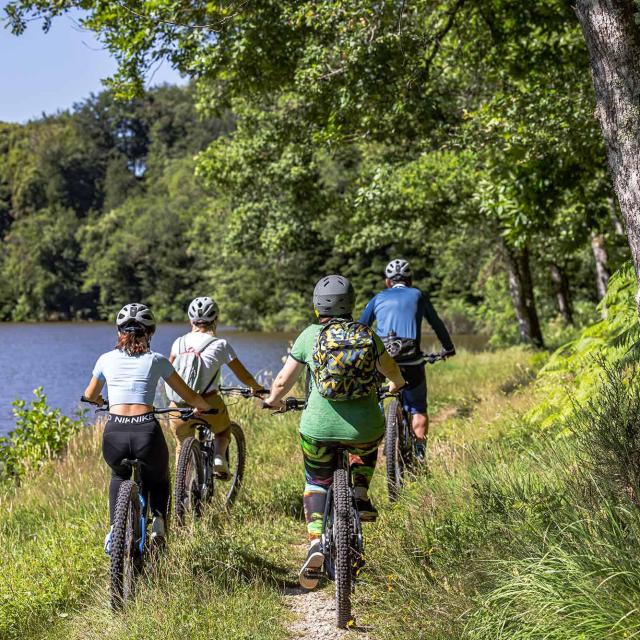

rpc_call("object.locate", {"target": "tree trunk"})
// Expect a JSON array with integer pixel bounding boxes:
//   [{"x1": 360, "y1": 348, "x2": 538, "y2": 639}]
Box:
[
  {"x1": 574, "y1": 0, "x2": 640, "y2": 314},
  {"x1": 550, "y1": 263, "x2": 574, "y2": 325},
  {"x1": 591, "y1": 231, "x2": 610, "y2": 300},
  {"x1": 503, "y1": 243, "x2": 544, "y2": 347}
]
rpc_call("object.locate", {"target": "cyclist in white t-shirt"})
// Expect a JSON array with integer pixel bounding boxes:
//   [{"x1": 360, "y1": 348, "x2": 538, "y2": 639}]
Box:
[{"x1": 168, "y1": 296, "x2": 265, "y2": 477}]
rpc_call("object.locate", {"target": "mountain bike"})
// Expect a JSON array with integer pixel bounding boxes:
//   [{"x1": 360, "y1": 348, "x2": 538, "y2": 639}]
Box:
[
  {"x1": 382, "y1": 352, "x2": 446, "y2": 502},
  {"x1": 80, "y1": 398, "x2": 213, "y2": 609},
  {"x1": 173, "y1": 387, "x2": 264, "y2": 526},
  {"x1": 271, "y1": 397, "x2": 364, "y2": 629}
]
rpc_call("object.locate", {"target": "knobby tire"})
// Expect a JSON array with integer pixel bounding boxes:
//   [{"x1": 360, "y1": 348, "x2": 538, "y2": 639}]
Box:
[
  {"x1": 110, "y1": 480, "x2": 140, "y2": 610},
  {"x1": 384, "y1": 399, "x2": 404, "y2": 502},
  {"x1": 333, "y1": 467, "x2": 352, "y2": 628},
  {"x1": 174, "y1": 437, "x2": 204, "y2": 527}
]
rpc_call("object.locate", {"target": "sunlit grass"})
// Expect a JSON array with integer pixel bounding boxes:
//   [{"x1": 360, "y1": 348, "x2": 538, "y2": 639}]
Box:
[{"x1": 9, "y1": 346, "x2": 635, "y2": 640}]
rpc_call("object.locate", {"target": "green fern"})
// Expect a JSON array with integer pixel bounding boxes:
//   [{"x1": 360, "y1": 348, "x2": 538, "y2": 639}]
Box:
[{"x1": 528, "y1": 262, "x2": 639, "y2": 431}]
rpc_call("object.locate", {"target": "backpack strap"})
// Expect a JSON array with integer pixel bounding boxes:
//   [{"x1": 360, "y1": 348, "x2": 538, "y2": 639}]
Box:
[{"x1": 195, "y1": 335, "x2": 219, "y2": 355}]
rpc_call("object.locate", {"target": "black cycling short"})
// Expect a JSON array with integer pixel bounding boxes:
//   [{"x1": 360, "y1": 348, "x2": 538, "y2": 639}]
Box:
[
  {"x1": 102, "y1": 413, "x2": 169, "y2": 523},
  {"x1": 399, "y1": 364, "x2": 427, "y2": 414}
]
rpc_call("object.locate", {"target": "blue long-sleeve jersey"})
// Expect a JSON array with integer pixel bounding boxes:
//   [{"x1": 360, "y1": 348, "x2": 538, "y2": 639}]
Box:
[{"x1": 358, "y1": 284, "x2": 454, "y2": 351}]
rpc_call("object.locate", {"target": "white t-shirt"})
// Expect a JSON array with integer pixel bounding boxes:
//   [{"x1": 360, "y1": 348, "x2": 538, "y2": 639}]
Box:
[{"x1": 170, "y1": 332, "x2": 237, "y2": 391}]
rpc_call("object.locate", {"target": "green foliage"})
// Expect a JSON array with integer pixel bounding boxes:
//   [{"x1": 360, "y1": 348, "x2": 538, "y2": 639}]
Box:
[
  {"x1": 529, "y1": 262, "x2": 638, "y2": 429},
  {"x1": 0, "y1": 1, "x2": 631, "y2": 336},
  {"x1": 0, "y1": 388, "x2": 85, "y2": 481}
]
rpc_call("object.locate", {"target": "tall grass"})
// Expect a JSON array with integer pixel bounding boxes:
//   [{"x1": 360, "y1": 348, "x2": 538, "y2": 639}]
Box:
[
  {"x1": 358, "y1": 354, "x2": 640, "y2": 640},
  {"x1": 0, "y1": 397, "x2": 306, "y2": 640},
  {"x1": 9, "y1": 346, "x2": 604, "y2": 640}
]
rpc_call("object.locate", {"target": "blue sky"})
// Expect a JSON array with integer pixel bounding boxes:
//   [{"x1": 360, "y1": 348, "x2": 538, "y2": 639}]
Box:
[{"x1": 0, "y1": 7, "x2": 183, "y2": 123}]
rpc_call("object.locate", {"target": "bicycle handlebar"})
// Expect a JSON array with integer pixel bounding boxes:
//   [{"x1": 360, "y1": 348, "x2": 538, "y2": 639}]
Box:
[
  {"x1": 80, "y1": 397, "x2": 218, "y2": 420},
  {"x1": 218, "y1": 386, "x2": 270, "y2": 398},
  {"x1": 80, "y1": 395, "x2": 108, "y2": 411},
  {"x1": 414, "y1": 351, "x2": 448, "y2": 365},
  {"x1": 264, "y1": 396, "x2": 306, "y2": 414},
  {"x1": 153, "y1": 407, "x2": 218, "y2": 420}
]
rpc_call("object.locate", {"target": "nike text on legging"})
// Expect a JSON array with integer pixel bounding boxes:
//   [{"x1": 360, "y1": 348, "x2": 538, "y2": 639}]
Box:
[
  {"x1": 300, "y1": 433, "x2": 382, "y2": 537},
  {"x1": 102, "y1": 413, "x2": 170, "y2": 524}
]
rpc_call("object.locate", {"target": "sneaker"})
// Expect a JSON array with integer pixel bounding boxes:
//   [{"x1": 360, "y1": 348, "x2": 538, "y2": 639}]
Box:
[
  {"x1": 354, "y1": 486, "x2": 378, "y2": 522},
  {"x1": 213, "y1": 455, "x2": 230, "y2": 480},
  {"x1": 299, "y1": 539, "x2": 324, "y2": 590},
  {"x1": 104, "y1": 526, "x2": 113, "y2": 555},
  {"x1": 415, "y1": 442, "x2": 426, "y2": 462},
  {"x1": 150, "y1": 516, "x2": 166, "y2": 547}
]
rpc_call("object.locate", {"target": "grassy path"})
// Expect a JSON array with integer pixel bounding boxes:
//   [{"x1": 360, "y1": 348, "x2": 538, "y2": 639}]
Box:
[{"x1": 0, "y1": 348, "x2": 534, "y2": 639}]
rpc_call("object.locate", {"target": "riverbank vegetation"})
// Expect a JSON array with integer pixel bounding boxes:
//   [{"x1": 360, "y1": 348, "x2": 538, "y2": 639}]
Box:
[{"x1": 1, "y1": 1, "x2": 635, "y2": 345}]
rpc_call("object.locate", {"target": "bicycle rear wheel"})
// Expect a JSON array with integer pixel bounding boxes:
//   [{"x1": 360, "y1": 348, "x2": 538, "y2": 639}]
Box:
[
  {"x1": 213, "y1": 422, "x2": 245, "y2": 510},
  {"x1": 110, "y1": 480, "x2": 141, "y2": 610},
  {"x1": 384, "y1": 399, "x2": 405, "y2": 502},
  {"x1": 174, "y1": 437, "x2": 204, "y2": 527},
  {"x1": 333, "y1": 467, "x2": 353, "y2": 628}
]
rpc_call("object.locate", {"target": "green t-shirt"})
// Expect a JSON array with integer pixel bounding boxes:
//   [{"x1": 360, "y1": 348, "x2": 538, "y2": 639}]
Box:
[{"x1": 290, "y1": 323, "x2": 385, "y2": 444}]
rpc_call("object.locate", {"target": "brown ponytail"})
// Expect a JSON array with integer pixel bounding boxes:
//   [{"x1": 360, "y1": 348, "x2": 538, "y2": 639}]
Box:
[{"x1": 116, "y1": 330, "x2": 152, "y2": 356}]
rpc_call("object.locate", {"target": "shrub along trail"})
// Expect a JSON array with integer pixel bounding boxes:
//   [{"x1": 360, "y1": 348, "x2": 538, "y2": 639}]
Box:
[{"x1": 1, "y1": 348, "x2": 539, "y2": 640}]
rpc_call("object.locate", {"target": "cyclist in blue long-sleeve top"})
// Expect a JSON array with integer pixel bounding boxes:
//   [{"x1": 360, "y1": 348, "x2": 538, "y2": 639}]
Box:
[{"x1": 359, "y1": 259, "x2": 455, "y2": 459}]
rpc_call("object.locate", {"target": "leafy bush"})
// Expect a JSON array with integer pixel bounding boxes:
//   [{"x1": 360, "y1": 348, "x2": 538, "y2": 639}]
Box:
[{"x1": 0, "y1": 388, "x2": 85, "y2": 481}]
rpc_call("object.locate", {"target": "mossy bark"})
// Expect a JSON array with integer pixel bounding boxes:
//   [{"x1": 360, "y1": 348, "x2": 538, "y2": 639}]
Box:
[{"x1": 575, "y1": 0, "x2": 640, "y2": 312}]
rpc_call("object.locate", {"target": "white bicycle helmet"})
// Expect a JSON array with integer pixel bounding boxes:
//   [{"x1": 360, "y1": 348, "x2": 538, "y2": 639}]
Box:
[
  {"x1": 116, "y1": 303, "x2": 156, "y2": 331},
  {"x1": 385, "y1": 258, "x2": 412, "y2": 281},
  {"x1": 188, "y1": 296, "x2": 219, "y2": 323}
]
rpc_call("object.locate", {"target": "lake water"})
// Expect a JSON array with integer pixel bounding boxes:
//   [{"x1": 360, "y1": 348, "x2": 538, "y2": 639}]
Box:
[{"x1": 0, "y1": 324, "x2": 487, "y2": 436}]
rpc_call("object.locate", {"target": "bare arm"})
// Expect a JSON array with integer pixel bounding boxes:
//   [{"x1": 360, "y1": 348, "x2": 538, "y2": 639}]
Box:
[
  {"x1": 83, "y1": 376, "x2": 106, "y2": 405},
  {"x1": 377, "y1": 351, "x2": 405, "y2": 393},
  {"x1": 227, "y1": 358, "x2": 265, "y2": 391},
  {"x1": 169, "y1": 354, "x2": 175, "y2": 365},
  {"x1": 264, "y1": 357, "x2": 305, "y2": 407},
  {"x1": 165, "y1": 372, "x2": 211, "y2": 411}
]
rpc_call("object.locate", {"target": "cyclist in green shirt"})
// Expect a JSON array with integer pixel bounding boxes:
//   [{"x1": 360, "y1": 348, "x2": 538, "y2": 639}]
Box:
[{"x1": 263, "y1": 274, "x2": 405, "y2": 589}]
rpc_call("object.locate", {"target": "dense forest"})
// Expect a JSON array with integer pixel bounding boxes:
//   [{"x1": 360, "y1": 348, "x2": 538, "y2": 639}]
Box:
[{"x1": 0, "y1": 1, "x2": 635, "y2": 347}]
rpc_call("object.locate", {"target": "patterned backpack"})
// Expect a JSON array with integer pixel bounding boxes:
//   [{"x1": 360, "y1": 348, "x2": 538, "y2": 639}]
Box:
[{"x1": 312, "y1": 319, "x2": 382, "y2": 400}]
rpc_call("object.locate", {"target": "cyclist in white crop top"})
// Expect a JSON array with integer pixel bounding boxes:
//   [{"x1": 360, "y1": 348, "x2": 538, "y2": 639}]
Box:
[{"x1": 83, "y1": 303, "x2": 211, "y2": 553}]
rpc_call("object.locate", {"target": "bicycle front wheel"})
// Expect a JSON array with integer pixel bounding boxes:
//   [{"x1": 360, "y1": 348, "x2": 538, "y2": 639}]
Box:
[
  {"x1": 384, "y1": 399, "x2": 405, "y2": 502},
  {"x1": 110, "y1": 480, "x2": 141, "y2": 610},
  {"x1": 174, "y1": 437, "x2": 204, "y2": 527},
  {"x1": 333, "y1": 467, "x2": 353, "y2": 628}
]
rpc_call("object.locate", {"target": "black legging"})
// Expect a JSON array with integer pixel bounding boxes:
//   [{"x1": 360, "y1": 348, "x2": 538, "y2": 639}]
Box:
[{"x1": 102, "y1": 413, "x2": 170, "y2": 523}]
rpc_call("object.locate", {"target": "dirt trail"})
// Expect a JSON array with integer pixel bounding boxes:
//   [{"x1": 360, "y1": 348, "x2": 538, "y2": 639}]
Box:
[
  {"x1": 284, "y1": 586, "x2": 371, "y2": 640},
  {"x1": 283, "y1": 546, "x2": 371, "y2": 639}
]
